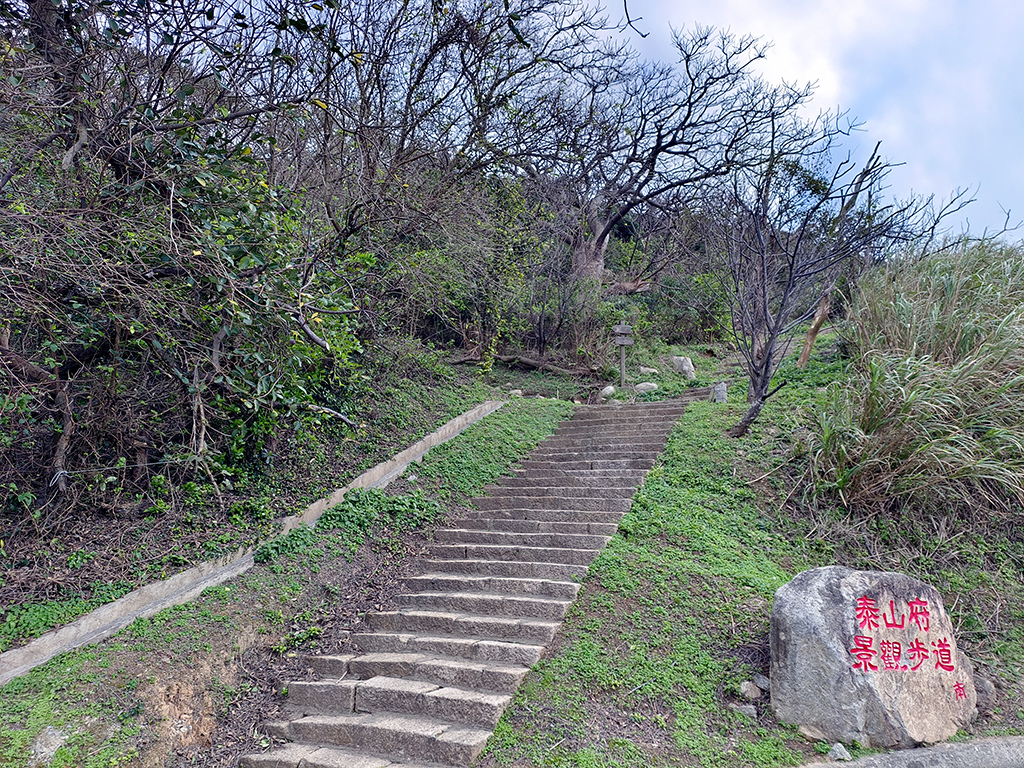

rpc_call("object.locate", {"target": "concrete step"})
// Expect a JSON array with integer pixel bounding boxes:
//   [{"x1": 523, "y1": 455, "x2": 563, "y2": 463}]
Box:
[
  {"x1": 526, "y1": 448, "x2": 665, "y2": 461},
  {"x1": 411, "y1": 558, "x2": 589, "y2": 582},
  {"x1": 241, "y1": 743, "x2": 451, "y2": 768},
  {"x1": 518, "y1": 458, "x2": 656, "y2": 471},
  {"x1": 349, "y1": 632, "x2": 545, "y2": 666},
  {"x1": 551, "y1": 416, "x2": 680, "y2": 431},
  {"x1": 264, "y1": 711, "x2": 491, "y2": 766},
  {"x1": 347, "y1": 652, "x2": 531, "y2": 694},
  {"x1": 455, "y1": 518, "x2": 619, "y2": 536},
  {"x1": 403, "y1": 573, "x2": 581, "y2": 599},
  {"x1": 528, "y1": 446, "x2": 663, "y2": 458},
  {"x1": 489, "y1": 475, "x2": 640, "y2": 489},
  {"x1": 433, "y1": 528, "x2": 612, "y2": 550},
  {"x1": 366, "y1": 609, "x2": 562, "y2": 644},
  {"x1": 479, "y1": 484, "x2": 636, "y2": 498},
  {"x1": 286, "y1": 676, "x2": 510, "y2": 728},
  {"x1": 395, "y1": 591, "x2": 571, "y2": 620},
  {"x1": 469, "y1": 495, "x2": 630, "y2": 513},
  {"x1": 509, "y1": 467, "x2": 648, "y2": 478},
  {"x1": 425, "y1": 543, "x2": 602, "y2": 565},
  {"x1": 457, "y1": 508, "x2": 624, "y2": 526}
]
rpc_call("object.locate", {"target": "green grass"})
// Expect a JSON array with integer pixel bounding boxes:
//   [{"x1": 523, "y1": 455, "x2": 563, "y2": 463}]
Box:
[
  {"x1": 407, "y1": 397, "x2": 576, "y2": 500},
  {"x1": 482, "y1": 379, "x2": 824, "y2": 768}
]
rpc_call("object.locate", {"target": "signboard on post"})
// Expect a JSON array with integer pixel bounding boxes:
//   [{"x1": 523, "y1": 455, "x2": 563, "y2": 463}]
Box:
[{"x1": 614, "y1": 323, "x2": 633, "y2": 388}]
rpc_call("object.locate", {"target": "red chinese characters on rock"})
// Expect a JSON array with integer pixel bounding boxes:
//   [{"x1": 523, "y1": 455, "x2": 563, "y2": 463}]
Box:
[{"x1": 849, "y1": 595, "x2": 955, "y2": 679}]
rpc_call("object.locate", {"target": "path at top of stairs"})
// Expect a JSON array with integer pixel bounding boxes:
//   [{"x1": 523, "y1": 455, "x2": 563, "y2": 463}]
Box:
[{"x1": 241, "y1": 397, "x2": 696, "y2": 768}]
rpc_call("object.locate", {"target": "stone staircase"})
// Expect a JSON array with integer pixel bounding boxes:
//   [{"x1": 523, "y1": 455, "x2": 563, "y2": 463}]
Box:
[{"x1": 241, "y1": 398, "x2": 692, "y2": 768}]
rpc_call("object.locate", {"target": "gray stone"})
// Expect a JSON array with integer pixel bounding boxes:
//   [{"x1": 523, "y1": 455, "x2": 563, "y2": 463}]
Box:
[
  {"x1": 974, "y1": 674, "x2": 997, "y2": 713},
  {"x1": 798, "y1": 736, "x2": 1024, "y2": 768},
  {"x1": 753, "y1": 673, "x2": 771, "y2": 692},
  {"x1": 828, "y1": 742, "x2": 853, "y2": 761},
  {"x1": 709, "y1": 382, "x2": 728, "y2": 402},
  {"x1": 740, "y1": 681, "x2": 762, "y2": 700},
  {"x1": 635, "y1": 382, "x2": 658, "y2": 393},
  {"x1": 509, "y1": 389, "x2": 523, "y2": 397},
  {"x1": 671, "y1": 356, "x2": 696, "y2": 379},
  {"x1": 599, "y1": 385, "x2": 615, "y2": 399},
  {"x1": 771, "y1": 566, "x2": 976, "y2": 749},
  {"x1": 639, "y1": 366, "x2": 659, "y2": 374},
  {"x1": 729, "y1": 703, "x2": 757, "y2": 718}
]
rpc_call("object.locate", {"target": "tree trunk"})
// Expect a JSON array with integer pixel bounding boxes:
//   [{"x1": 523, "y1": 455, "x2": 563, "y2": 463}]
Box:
[
  {"x1": 726, "y1": 397, "x2": 766, "y2": 438},
  {"x1": 797, "y1": 292, "x2": 831, "y2": 369},
  {"x1": 572, "y1": 237, "x2": 607, "y2": 283}
]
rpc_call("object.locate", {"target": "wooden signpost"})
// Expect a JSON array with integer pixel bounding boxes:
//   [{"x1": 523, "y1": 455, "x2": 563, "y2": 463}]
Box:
[{"x1": 614, "y1": 323, "x2": 633, "y2": 388}]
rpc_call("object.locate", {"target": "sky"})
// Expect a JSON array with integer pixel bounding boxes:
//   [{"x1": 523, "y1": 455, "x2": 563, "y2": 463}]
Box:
[{"x1": 615, "y1": 0, "x2": 1021, "y2": 238}]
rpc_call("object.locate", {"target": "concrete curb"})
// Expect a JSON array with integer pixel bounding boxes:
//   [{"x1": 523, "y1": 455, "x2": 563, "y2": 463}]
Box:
[
  {"x1": 800, "y1": 736, "x2": 1024, "y2": 767},
  {"x1": 0, "y1": 399, "x2": 506, "y2": 687}
]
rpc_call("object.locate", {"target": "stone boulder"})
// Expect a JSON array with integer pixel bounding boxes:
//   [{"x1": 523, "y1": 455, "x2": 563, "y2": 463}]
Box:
[
  {"x1": 771, "y1": 566, "x2": 975, "y2": 749},
  {"x1": 635, "y1": 382, "x2": 658, "y2": 394},
  {"x1": 709, "y1": 382, "x2": 727, "y2": 402},
  {"x1": 672, "y1": 356, "x2": 696, "y2": 379}
]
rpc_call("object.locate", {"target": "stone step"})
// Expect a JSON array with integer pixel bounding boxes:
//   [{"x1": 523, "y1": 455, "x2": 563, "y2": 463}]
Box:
[
  {"x1": 347, "y1": 652, "x2": 531, "y2": 694},
  {"x1": 479, "y1": 484, "x2": 636, "y2": 499},
  {"x1": 518, "y1": 458, "x2": 656, "y2": 471},
  {"x1": 425, "y1": 543, "x2": 601, "y2": 565},
  {"x1": 286, "y1": 676, "x2": 511, "y2": 729},
  {"x1": 411, "y1": 558, "x2": 589, "y2": 582},
  {"x1": 403, "y1": 573, "x2": 581, "y2": 600},
  {"x1": 532, "y1": 448, "x2": 667, "y2": 460},
  {"x1": 433, "y1": 528, "x2": 612, "y2": 550},
  {"x1": 511, "y1": 465, "x2": 648, "y2": 476},
  {"x1": 551, "y1": 416, "x2": 680, "y2": 431},
  {"x1": 264, "y1": 711, "x2": 491, "y2": 766},
  {"x1": 395, "y1": 591, "x2": 571, "y2": 620},
  {"x1": 349, "y1": 632, "x2": 545, "y2": 667},
  {"x1": 366, "y1": 609, "x2": 562, "y2": 645},
  {"x1": 455, "y1": 518, "x2": 619, "y2": 536},
  {"x1": 489, "y1": 476, "x2": 640, "y2": 489},
  {"x1": 527, "y1": 446, "x2": 666, "y2": 460},
  {"x1": 470, "y1": 495, "x2": 631, "y2": 513},
  {"x1": 457, "y1": 508, "x2": 623, "y2": 525},
  {"x1": 241, "y1": 743, "x2": 451, "y2": 768}
]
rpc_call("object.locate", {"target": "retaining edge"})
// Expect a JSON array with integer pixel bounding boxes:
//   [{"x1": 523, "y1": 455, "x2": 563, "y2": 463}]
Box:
[{"x1": 0, "y1": 399, "x2": 506, "y2": 687}]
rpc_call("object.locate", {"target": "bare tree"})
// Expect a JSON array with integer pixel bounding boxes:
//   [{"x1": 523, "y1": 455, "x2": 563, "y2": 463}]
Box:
[
  {"x1": 698, "y1": 114, "x2": 956, "y2": 437},
  {"x1": 514, "y1": 27, "x2": 813, "y2": 285}
]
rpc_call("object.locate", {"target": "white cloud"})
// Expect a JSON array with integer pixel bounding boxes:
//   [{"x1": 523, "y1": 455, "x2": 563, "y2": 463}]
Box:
[{"x1": 623, "y1": 0, "x2": 1024, "y2": 234}]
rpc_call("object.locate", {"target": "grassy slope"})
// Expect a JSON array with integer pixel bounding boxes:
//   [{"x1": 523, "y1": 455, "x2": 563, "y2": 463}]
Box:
[
  {"x1": 3, "y1": 341, "x2": 1022, "y2": 767},
  {"x1": 481, "y1": 343, "x2": 1024, "y2": 768},
  {"x1": 0, "y1": 395, "x2": 575, "y2": 767}
]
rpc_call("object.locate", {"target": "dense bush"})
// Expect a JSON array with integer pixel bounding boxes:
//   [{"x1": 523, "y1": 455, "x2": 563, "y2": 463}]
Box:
[{"x1": 811, "y1": 241, "x2": 1024, "y2": 517}]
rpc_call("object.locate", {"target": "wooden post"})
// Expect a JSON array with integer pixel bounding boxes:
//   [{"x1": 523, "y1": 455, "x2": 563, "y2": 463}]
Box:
[{"x1": 613, "y1": 323, "x2": 633, "y2": 389}]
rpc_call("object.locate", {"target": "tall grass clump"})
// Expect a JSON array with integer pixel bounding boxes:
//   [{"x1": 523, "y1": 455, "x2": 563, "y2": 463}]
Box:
[{"x1": 812, "y1": 240, "x2": 1024, "y2": 517}]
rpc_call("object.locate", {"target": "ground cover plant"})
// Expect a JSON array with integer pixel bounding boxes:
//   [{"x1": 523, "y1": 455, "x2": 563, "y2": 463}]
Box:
[
  {"x1": 0, "y1": 393, "x2": 576, "y2": 767},
  {"x1": 481, "y1": 337, "x2": 1024, "y2": 768}
]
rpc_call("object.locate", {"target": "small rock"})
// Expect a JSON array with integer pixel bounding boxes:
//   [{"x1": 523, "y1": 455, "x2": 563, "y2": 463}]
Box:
[
  {"x1": 639, "y1": 366, "x2": 659, "y2": 374},
  {"x1": 672, "y1": 356, "x2": 696, "y2": 379},
  {"x1": 599, "y1": 385, "x2": 615, "y2": 399},
  {"x1": 709, "y1": 382, "x2": 728, "y2": 402},
  {"x1": 729, "y1": 703, "x2": 757, "y2": 718},
  {"x1": 827, "y1": 743, "x2": 853, "y2": 762},
  {"x1": 975, "y1": 675, "x2": 998, "y2": 714},
  {"x1": 509, "y1": 389, "x2": 523, "y2": 397},
  {"x1": 753, "y1": 673, "x2": 771, "y2": 692},
  {"x1": 635, "y1": 382, "x2": 658, "y2": 394},
  {"x1": 407, "y1": 474, "x2": 418, "y2": 483},
  {"x1": 740, "y1": 681, "x2": 761, "y2": 700},
  {"x1": 29, "y1": 727, "x2": 67, "y2": 768}
]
